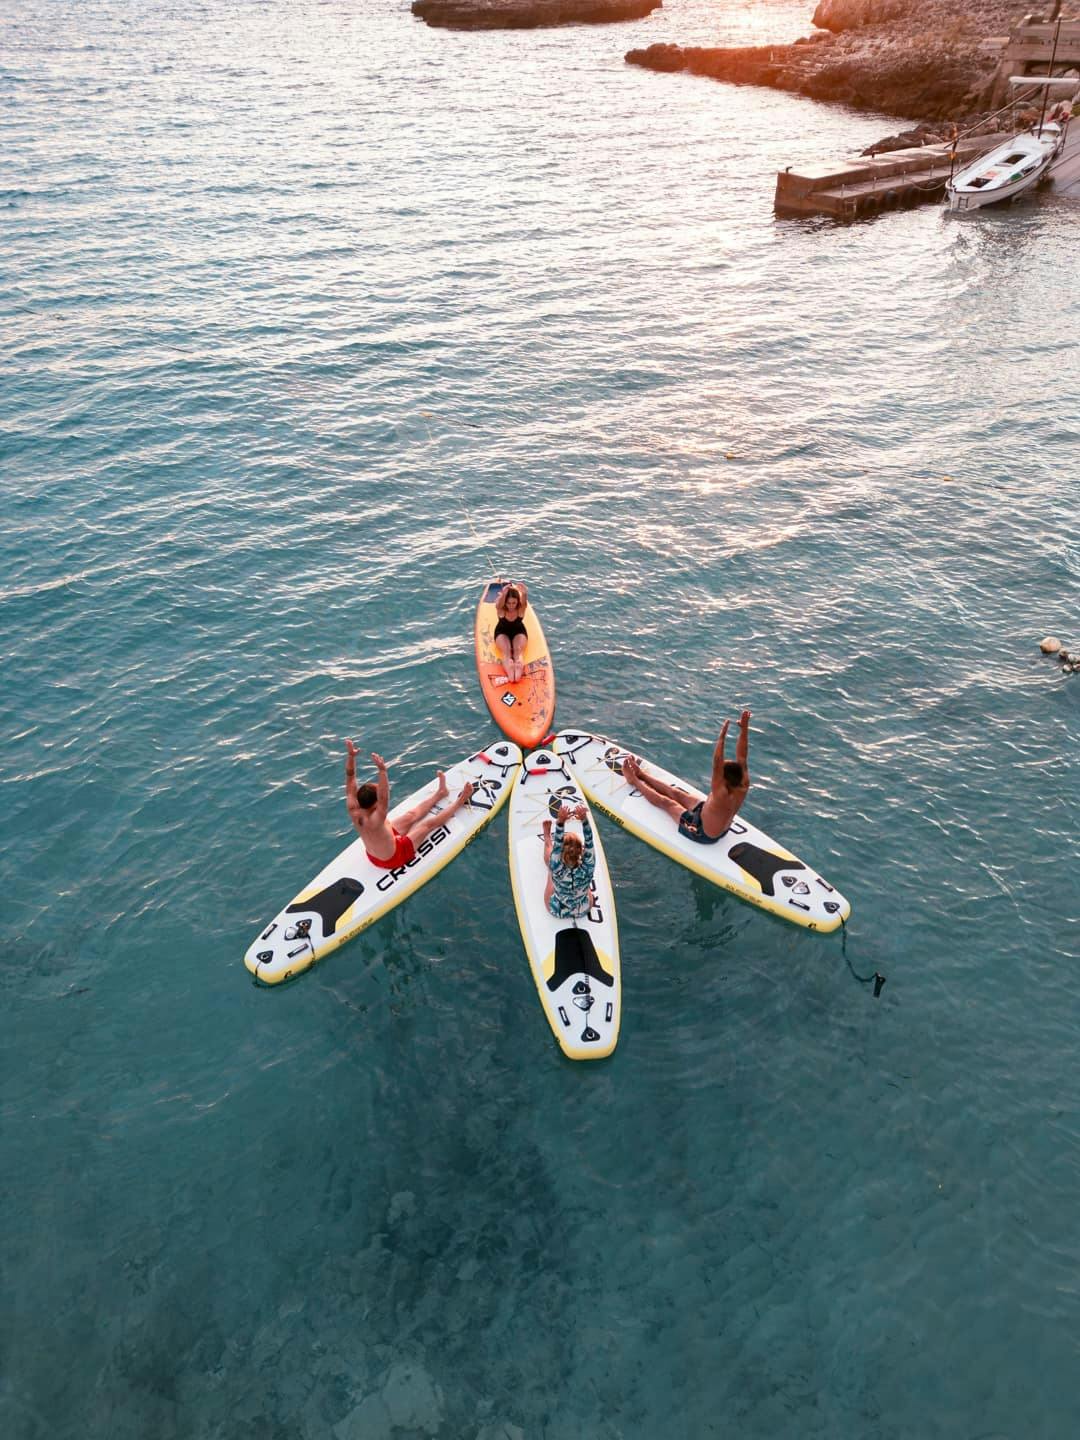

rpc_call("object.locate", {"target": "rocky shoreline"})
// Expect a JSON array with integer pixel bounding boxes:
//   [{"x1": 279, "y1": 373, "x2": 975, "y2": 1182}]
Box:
[
  {"x1": 626, "y1": 0, "x2": 1054, "y2": 136},
  {"x1": 411, "y1": 0, "x2": 660, "y2": 29},
  {"x1": 412, "y1": 0, "x2": 1077, "y2": 153}
]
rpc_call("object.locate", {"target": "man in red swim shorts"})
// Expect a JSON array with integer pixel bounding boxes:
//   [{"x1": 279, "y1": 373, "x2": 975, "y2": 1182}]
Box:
[{"x1": 344, "y1": 739, "x2": 474, "y2": 869}]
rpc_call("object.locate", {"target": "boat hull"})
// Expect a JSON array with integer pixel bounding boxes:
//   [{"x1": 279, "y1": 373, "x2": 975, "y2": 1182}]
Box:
[{"x1": 946, "y1": 126, "x2": 1062, "y2": 211}]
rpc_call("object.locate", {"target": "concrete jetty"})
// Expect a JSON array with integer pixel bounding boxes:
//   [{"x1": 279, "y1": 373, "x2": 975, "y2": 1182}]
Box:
[
  {"x1": 987, "y1": 15, "x2": 1080, "y2": 106},
  {"x1": 775, "y1": 11, "x2": 1080, "y2": 217},
  {"x1": 774, "y1": 131, "x2": 1011, "y2": 216},
  {"x1": 1050, "y1": 115, "x2": 1080, "y2": 192}
]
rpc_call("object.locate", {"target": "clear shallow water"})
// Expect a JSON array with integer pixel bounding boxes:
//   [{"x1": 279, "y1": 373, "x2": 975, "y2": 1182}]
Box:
[{"x1": 2, "y1": 0, "x2": 1079, "y2": 1436}]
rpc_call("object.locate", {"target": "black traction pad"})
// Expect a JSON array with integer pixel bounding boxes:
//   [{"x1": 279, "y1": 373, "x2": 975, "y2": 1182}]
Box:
[
  {"x1": 727, "y1": 842, "x2": 806, "y2": 898},
  {"x1": 286, "y1": 877, "x2": 364, "y2": 938},
  {"x1": 548, "y1": 927, "x2": 614, "y2": 991}
]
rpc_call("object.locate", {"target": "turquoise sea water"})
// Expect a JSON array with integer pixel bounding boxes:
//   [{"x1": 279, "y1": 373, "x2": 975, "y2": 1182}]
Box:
[{"x1": 3, "y1": 0, "x2": 1079, "y2": 1435}]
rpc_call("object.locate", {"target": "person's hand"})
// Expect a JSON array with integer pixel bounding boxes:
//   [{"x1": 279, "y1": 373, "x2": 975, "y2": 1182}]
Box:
[
  {"x1": 719, "y1": 720, "x2": 730, "y2": 738},
  {"x1": 371, "y1": 752, "x2": 387, "y2": 770},
  {"x1": 740, "y1": 709, "x2": 752, "y2": 725},
  {"x1": 574, "y1": 803, "x2": 587, "y2": 821},
  {"x1": 345, "y1": 739, "x2": 358, "y2": 762},
  {"x1": 557, "y1": 804, "x2": 571, "y2": 822}
]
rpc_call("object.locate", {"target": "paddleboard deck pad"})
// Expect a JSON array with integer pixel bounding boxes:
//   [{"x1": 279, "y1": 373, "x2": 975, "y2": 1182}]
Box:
[
  {"x1": 508, "y1": 748, "x2": 621, "y2": 1060},
  {"x1": 245, "y1": 742, "x2": 522, "y2": 984},
  {"x1": 554, "y1": 731, "x2": 850, "y2": 933},
  {"x1": 475, "y1": 580, "x2": 556, "y2": 751}
]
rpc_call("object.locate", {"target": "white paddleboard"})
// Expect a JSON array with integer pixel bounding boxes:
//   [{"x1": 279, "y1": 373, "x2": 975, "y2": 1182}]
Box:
[
  {"x1": 508, "y1": 747, "x2": 621, "y2": 1060},
  {"x1": 245, "y1": 741, "x2": 522, "y2": 984},
  {"x1": 554, "y1": 731, "x2": 850, "y2": 933}
]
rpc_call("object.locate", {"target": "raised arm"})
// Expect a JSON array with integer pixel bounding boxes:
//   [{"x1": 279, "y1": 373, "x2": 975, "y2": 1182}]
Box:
[
  {"x1": 344, "y1": 739, "x2": 363, "y2": 831},
  {"x1": 495, "y1": 584, "x2": 509, "y2": 619},
  {"x1": 371, "y1": 752, "x2": 390, "y2": 819},
  {"x1": 736, "y1": 710, "x2": 751, "y2": 785},
  {"x1": 710, "y1": 720, "x2": 730, "y2": 792},
  {"x1": 515, "y1": 580, "x2": 529, "y2": 614}
]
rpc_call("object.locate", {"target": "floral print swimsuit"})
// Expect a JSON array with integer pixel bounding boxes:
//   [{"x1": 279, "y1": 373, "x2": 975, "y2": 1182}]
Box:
[{"x1": 548, "y1": 817, "x2": 596, "y2": 919}]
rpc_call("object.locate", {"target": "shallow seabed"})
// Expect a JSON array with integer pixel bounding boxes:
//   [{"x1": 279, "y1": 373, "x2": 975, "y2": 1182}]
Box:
[{"x1": 2, "y1": 1, "x2": 1078, "y2": 1436}]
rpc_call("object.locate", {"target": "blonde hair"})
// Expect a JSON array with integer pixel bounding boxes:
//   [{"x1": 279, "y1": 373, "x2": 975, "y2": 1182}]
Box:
[{"x1": 561, "y1": 835, "x2": 584, "y2": 868}]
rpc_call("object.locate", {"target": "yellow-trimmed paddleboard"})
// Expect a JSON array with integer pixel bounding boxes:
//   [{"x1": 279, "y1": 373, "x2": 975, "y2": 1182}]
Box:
[
  {"x1": 244, "y1": 742, "x2": 522, "y2": 984},
  {"x1": 475, "y1": 580, "x2": 556, "y2": 751},
  {"x1": 508, "y1": 748, "x2": 620, "y2": 1059},
  {"x1": 554, "y1": 730, "x2": 851, "y2": 933}
]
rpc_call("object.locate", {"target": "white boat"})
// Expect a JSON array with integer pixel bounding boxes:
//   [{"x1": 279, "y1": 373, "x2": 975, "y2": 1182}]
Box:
[
  {"x1": 946, "y1": 72, "x2": 1073, "y2": 212},
  {"x1": 946, "y1": 122, "x2": 1063, "y2": 211}
]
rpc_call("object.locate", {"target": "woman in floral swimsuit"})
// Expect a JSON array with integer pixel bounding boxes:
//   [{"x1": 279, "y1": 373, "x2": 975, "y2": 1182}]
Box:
[{"x1": 542, "y1": 802, "x2": 596, "y2": 919}]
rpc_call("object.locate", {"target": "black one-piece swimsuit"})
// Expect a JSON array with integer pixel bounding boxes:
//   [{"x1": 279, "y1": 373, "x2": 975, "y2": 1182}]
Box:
[{"x1": 494, "y1": 615, "x2": 527, "y2": 643}]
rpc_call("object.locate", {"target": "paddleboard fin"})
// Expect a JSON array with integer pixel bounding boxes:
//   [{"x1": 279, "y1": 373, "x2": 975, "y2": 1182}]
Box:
[{"x1": 548, "y1": 928, "x2": 614, "y2": 991}]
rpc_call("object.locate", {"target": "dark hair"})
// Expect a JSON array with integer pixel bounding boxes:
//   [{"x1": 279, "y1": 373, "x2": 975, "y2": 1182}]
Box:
[
  {"x1": 505, "y1": 586, "x2": 520, "y2": 603},
  {"x1": 723, "y1": 761, "x2": 744, "y2": 789},
  {"x1": 356, "y1": 782, "x2": 378, "y2": 809}
]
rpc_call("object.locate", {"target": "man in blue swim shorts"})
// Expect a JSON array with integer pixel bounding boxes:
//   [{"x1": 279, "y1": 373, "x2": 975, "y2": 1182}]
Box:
[{"x1": 622, "y1": 710, "x2": 751, "y2": 845}]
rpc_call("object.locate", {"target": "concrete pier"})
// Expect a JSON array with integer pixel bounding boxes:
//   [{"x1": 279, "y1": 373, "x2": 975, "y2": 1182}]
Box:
[
  {"x1": 774, "y1": 132, "x2": 1011, "y2": 217},
  {"x1": 988, "y1": 15, "x2": 1080, "y2": 107},
  {"x1": 1049, "y1": 119, "x2": 1080, "y2": 193}
]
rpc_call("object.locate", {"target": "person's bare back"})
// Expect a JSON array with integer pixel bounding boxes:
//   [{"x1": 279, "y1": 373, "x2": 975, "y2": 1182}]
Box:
[
  {"x1": 622, "y1": 710, "x2": 751, "y2": 846},
  {"x1": 344, "y1": 740, "x2": 472, "y2": 870},
  {"x1": 699, "y1": 709, "x2": 751, "y2": 838}
]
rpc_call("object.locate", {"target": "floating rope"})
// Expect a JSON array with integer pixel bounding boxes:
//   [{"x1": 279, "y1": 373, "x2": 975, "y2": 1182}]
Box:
[{"x1": 840, "y1": 918, "x2": 886, "y2": 997}]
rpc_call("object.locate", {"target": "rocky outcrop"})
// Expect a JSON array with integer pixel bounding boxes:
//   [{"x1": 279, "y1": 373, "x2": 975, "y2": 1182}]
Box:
[
  {"x1": 626, "y1": 36, "x2": 998, "y2": 119},
  {"x1": 811, "y1": 0, "x2": 912, "y2": 32},
  {"x1": 626, "y1": 0, "x2": 1043, "y2": 123},
  {"x1": 412, "y1": 0, "x2": 661, "y2": 28}
]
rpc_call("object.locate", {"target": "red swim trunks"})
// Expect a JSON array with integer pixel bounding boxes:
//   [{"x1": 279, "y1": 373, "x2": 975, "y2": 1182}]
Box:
[{"x1": 366, "y1": 829, "x2": 416, "y2": 870}]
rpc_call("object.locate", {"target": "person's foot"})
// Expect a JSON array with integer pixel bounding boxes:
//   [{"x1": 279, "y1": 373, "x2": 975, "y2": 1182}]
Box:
[
  {"x1": 433, "y1": 771, "x2": 448, "y2": 802},
  {"x1": 458, "y1": 781, "x2": 474, "y2": 805},
  {"x1": 542, "y1": 819, "x2": 552, "y2": 837},
  {"x1": 622, "y1": 755, "x2": 638, "y2": 783}
]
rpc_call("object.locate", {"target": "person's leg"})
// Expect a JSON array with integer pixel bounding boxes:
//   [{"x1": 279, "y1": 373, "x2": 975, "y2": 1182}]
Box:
[
  {"x1": 407, "y1": 781, "x2": 474, "y2": 846},
  {"x1": 623, "y1": 756, "x2": 694, "y2": 808},
  {"x1": 394, "y1": 771, "x2": 448, "y2": 833},
  {"x1": 511, "y1": 633, "x2": 527, "y2": 683},
  {"x1": 541, "y1": 821, "x2": 558, "y2": 912},
  {"x1": 622, "y1": 758, "x2": 684, "y2": 824},
  {"x1": 495, "y1": 634, "x2": 513, "y2": 678}
]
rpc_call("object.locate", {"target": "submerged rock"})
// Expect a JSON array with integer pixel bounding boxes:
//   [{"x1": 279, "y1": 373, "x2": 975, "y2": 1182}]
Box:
[{"x1": 412, "y1": 0, "x2": 661, "y2": 28}]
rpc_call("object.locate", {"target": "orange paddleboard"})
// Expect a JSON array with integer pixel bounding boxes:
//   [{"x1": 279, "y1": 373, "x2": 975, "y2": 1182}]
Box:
[{"x1": 475, "y1": 580, "x2": 556, "y2": 750}]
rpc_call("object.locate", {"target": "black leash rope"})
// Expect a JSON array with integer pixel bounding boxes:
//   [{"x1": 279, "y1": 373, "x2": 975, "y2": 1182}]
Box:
[{"x1": 840, "y1": 918, "x2": 886, "y2": 997}]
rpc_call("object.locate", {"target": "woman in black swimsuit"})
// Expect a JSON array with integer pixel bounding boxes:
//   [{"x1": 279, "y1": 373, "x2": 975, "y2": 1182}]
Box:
[{"x1": 494, "y1": 580, "x2": 529, "y2": 683}]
